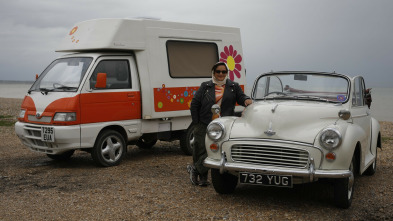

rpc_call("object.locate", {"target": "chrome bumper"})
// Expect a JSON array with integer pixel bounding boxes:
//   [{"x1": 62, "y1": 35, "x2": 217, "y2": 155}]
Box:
[{"x1": 203, "y1": 152, "x2": 352, "y2": 182}]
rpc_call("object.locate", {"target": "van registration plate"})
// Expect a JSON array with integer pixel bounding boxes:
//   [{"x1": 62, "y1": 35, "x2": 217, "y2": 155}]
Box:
[
  {"x1": 239, "y1": 172, "x2": 293, "y2": 188},
  {"x1": 41, "y1": 127, "x2": 55, "y2": 142}
]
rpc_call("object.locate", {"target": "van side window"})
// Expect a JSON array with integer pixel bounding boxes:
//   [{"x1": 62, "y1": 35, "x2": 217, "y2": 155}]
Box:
[
  {"x1": 166, "y1": 41, "x2": 218, "y2": 78},
  {"x1": 90, "y1": 60, "x2": 131, "y2": 89}
]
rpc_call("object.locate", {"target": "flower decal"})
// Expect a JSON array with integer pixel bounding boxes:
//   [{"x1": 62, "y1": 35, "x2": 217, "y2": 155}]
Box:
[
  {"x1": 69, "y1": 26, "x2": 78, "y2": 35},
  {"x1": 220, "y1": 45, "x2": 242, "y2": 81}
]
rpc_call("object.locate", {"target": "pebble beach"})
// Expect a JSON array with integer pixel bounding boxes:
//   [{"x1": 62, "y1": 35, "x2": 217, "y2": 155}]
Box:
[{"x1": 1, "y1": 97, "x2": 392, "y2": 220}]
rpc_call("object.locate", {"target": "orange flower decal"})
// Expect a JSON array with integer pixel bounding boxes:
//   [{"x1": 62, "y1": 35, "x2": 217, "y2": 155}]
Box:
[
  {"x1": 220, "y1": 45, "x2": 242, "y2": 81},
  {"x1": 69, "y1": 26, "x2": 78, "y2": 35}
]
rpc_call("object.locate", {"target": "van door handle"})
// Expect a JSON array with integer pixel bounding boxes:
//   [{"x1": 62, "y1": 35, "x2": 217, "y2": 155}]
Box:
[{"x1": 128, "y1": 93, "x2": 135, "y2": 98}]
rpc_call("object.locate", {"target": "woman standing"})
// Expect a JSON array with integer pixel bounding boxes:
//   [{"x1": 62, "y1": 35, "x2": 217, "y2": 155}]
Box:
[{"x1": 187, "y1": 62, "x2": 252, "y2": 186}]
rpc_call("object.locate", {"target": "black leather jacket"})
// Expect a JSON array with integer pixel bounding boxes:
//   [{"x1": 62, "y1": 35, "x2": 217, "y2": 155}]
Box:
[{"x1": 190, "y1": 79, "x2": 250, "y2": 125}]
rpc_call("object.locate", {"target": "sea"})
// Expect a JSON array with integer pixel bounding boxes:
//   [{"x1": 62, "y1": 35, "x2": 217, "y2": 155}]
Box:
[{"x1": 1, "y1": 81, "x2": 392, "y2": 122}]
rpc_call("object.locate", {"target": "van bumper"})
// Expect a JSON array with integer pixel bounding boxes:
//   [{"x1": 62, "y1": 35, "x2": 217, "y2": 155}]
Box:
[{"x1": 15, "y1": 122, "x2": 82, "y2": 154}]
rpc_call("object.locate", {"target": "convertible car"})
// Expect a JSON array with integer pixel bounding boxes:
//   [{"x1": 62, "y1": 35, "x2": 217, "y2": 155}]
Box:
[{"x1": 203, "y1": 71, "x2": 381, "y2": 208}]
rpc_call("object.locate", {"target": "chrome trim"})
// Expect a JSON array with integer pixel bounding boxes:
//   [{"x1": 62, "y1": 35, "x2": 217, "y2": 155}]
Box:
[
  {"x1": 351, "y1": 113, "x2": 368, "y2": 118},
  {"x1": 207, "y1": 121, "x2": 226, "y2": 141},
  {"x1": 219, "y1": 151, "x2": 226, "y2": 174},
  {"x1": 319, "y1": 128, "x2": 342, "y2": 150},
  {"x1": 231, "y1": 144, "x2": 310, "y2": 169},
  {"x1": 28, "y1": 115, "x2": 52, "y2": 123},
  {"x1": 309, "y1": 158, "x2": 314, "y2": 182},
  {"x1": 229, "y1": 138, "x2": 314, "y2": 147},
  {"x1": 226, "y1": 138, "x2": 324, "y2": 167},
  {"x1": 204, "y1": 157, "x2": 352, "y2": 180}
]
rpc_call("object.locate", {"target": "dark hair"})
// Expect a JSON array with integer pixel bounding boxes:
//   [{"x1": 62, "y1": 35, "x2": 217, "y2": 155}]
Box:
[{"x1": 211, "y1": 62, "x2": 228, "y2": 72}]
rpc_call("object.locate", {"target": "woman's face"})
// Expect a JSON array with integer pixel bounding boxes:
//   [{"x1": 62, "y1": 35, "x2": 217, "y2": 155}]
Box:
[{"x1": 214, "y1": 65, "x2": 228, "y2": 81}]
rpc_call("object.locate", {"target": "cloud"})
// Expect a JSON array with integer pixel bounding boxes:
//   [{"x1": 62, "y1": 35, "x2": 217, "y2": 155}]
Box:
[{"x1": 0, "y1": 0, "x2": 393, "y2": 87}]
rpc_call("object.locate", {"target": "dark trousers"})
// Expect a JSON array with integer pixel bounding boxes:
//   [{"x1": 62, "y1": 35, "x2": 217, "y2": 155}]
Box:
[{"x1": 192, "y1": 122, "x2": 209, "y2": 176}]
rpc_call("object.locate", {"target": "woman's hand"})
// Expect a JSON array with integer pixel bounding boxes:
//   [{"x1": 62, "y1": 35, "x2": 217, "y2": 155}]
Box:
[{"x1": 244, "y1": 99, "x2": 253, "y2": 107}]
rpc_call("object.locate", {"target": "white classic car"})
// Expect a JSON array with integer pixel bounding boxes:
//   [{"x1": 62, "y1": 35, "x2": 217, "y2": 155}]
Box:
[{"x1": 203, "y1": 71, "x2": 381, "y2": 208}]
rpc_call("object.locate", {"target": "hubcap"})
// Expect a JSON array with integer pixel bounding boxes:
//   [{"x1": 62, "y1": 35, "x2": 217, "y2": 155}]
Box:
[{"x1": 101, "y1": 135, "x2": 123, "y2": 162}]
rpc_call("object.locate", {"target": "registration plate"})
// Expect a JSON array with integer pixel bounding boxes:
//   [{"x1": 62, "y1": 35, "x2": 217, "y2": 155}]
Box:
[
  {"x1": 41, "y1": 126, "x2": 54, "y2": 142},
  {"x1": 239, "y1": 172, "x2": 293, "y2": 188}
]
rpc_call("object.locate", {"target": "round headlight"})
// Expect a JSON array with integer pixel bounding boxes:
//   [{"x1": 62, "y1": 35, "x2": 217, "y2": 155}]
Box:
[
  {"x1": 207, "y1": 122, "x2": 225, "y2": 141},
  {"x1": 319, "y1": 128, "x2": 342, "y2": 150}
]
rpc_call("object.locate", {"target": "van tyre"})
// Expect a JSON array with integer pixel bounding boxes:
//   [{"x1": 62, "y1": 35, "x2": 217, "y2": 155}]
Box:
[
  {"x1": 334, "y1": 155, "x2": 356, "y2": 209},
  {"x1": 46, "y1": 150, "x2": 75, "y2": 161},
  {"x1": 211, "y1": 168, "x2": 238, "y2": 194},
  {"x1": 180, "y1": 124, "x2": 196, "y2": 156},
  {"x1": 364, "y1": 147, "x2": 377, "y2": 176},
  {"x1": 91, "y1": 130, "x2": 126, "y2": 167},
  {"x1": 136, "y1": 137, "x2": 157, "y2": 149}
]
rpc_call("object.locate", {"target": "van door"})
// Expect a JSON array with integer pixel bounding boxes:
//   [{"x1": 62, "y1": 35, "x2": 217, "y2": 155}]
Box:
[{"x1": 80, "y1": 56, "x2": 141, "y2": 124}]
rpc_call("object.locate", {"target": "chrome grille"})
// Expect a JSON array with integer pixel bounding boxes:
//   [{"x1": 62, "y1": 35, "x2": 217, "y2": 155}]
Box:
[{"x1": 231, "y1": 144, "x2": 309, "y2": 168}]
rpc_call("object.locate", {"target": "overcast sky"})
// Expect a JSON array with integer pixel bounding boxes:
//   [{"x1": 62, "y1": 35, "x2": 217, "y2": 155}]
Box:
[{"x1": 1, "y1": 0, "x2": 392, "y2": 88}]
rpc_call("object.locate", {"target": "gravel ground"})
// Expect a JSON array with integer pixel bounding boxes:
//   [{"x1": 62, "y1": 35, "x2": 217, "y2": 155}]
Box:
[{"x1": 0, "y1": 98, "x2": 392, "y2": 221}]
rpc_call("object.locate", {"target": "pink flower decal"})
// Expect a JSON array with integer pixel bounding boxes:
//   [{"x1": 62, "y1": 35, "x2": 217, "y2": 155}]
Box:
[{"x1": 220, "y1": 45, "x2": 242, "y2": 81}]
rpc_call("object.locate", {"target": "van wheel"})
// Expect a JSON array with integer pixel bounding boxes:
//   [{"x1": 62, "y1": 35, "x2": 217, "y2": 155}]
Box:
[
  {"x1": 91, "y1": 130, "x2": 126, "y2": 167},
  {"x1": 364, "y1": 147, "x2": 377, "y2": 176},
  {"x1": 334, "y1": 155, "x2": 355, "y2": 208},
  {"x1": 180, "y1": 124, "x2": 196, "y2": 156},
  {"x1": 136, "y1": 137, "x2": 157, "y2": 149},
  {"x1": 47, "y1": 150, "x2": 75, "y2": 161},
  {"x1": 211, "y1": 169, "x2": 238, "y2": 194}
]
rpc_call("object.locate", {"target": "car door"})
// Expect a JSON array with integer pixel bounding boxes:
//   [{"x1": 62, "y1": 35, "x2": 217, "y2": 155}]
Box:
[{"x1": 350, "y1": 76, "x2": 373, "y2": 165}]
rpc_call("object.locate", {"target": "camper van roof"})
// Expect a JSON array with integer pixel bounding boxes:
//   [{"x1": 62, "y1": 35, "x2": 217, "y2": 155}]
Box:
[{"x1": 56, "y1": 18, "x2": 239, "y2": 52}]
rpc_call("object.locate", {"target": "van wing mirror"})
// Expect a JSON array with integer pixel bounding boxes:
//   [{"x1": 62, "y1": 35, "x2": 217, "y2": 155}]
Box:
[{"x1": 95, "y1": 73, "x2": 107, "y2": 89}]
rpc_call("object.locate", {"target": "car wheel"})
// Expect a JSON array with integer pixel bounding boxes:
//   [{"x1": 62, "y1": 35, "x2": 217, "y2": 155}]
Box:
[
  {"x1": 211, "y1": 168, "x2": 238, "y2": 194},
  {"x1": 180, "y1": 124, "x2": 196, "y2": 156},
  {"x1": 136, "y1": 136, "x2": 157, "y2": 149},
  {"x1": 334, "y1": 155, "x2": 356, "y2": 208},
  {"x1": 46, "y1": 150, "x2": 75, "y2": 161},
  {"x1": 91, "y1": 130, "x2": 126, "y2": 167},
  {"x1": 364, "y1": 147, "x2": 377, "y2": 176}
]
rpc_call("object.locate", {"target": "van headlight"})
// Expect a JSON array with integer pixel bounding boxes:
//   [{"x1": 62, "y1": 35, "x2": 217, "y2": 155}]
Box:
[
  {"x1": 19, "y1": 109, "x2": 26, "y2": 118},
  {"x1": 207, "y1": 122, "x2": 225, "y2": 141},
  {"x1": 53, "y1": 112, "x2": 76, "y2": 122},
  {"x1": 319, "y1": 128, "x2": 342, "y2": 150}
]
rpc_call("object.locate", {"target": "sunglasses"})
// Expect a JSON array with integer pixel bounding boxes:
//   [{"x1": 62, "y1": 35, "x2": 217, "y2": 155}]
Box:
[{"x1": 215, "y1": 70, "x2": 228, "y2": 74}]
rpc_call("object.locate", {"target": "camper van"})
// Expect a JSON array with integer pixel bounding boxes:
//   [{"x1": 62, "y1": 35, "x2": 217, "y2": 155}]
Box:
[{"x1": 14, "y1": 18, "x2": 247, "y2": 166}]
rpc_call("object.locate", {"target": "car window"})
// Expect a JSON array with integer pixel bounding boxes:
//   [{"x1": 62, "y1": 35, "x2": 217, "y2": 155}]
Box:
[
  {"x1": 352, "y1": 77, "x2": 364, "y2": 106},
  {"x1": 90, "y1": 60, "x2": 131, "y2": 89}
]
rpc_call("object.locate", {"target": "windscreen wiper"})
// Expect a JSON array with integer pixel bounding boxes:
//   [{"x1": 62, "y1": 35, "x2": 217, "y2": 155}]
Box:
[
  {"x1": 53, "y1": 83, "x2": 78, "y2": 91},
  {"x1": 39, "y1": 88, "x2": 54, "y2": 95},
  {"x1": 54, "y1": 86, "x2": 78, "y2": 91}
]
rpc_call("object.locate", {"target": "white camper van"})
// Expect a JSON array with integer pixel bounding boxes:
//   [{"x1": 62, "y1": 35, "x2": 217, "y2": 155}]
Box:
[{"x1": 15, "y1": 18, "x2": 247, "y2": 166}]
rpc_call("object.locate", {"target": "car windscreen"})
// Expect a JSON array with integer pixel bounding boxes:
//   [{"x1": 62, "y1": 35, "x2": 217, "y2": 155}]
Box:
[{"x1": 252, "y1": 73, "x2": 349, "y2": 103}]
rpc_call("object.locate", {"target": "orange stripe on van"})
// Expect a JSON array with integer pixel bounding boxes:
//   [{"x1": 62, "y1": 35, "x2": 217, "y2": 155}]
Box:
[
  {"x1": 20, "y1": 91, "x2": 141, "y2": 125},
  {"x1": 153, "y1": 85, "x2": 245, "y2": 112},
  {"x1": 80, "y1": 91, "x2": 141, "y2": 124}
]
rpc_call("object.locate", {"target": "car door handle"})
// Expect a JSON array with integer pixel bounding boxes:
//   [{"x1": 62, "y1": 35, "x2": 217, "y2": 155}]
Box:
[{"x1": 128, "y1": 93, "x2": 135, "y2": 98}]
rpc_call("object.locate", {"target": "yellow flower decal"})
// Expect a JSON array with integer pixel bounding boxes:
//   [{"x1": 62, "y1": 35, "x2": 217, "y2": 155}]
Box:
[{"x1": 220, "y1": 45, "x2": 242, "y2": 81}]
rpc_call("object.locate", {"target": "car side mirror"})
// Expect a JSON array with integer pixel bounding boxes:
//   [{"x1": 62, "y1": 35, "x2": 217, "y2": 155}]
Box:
[
  {"x1": 95, "y1": 73, "x2": 107, "y2": 89},
  {"x1": 211, "y1": 104, "x2": 221, "y2": 120},
  {"x1": 338, "y1": 109, "x2": 351, "y2": 120}
]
